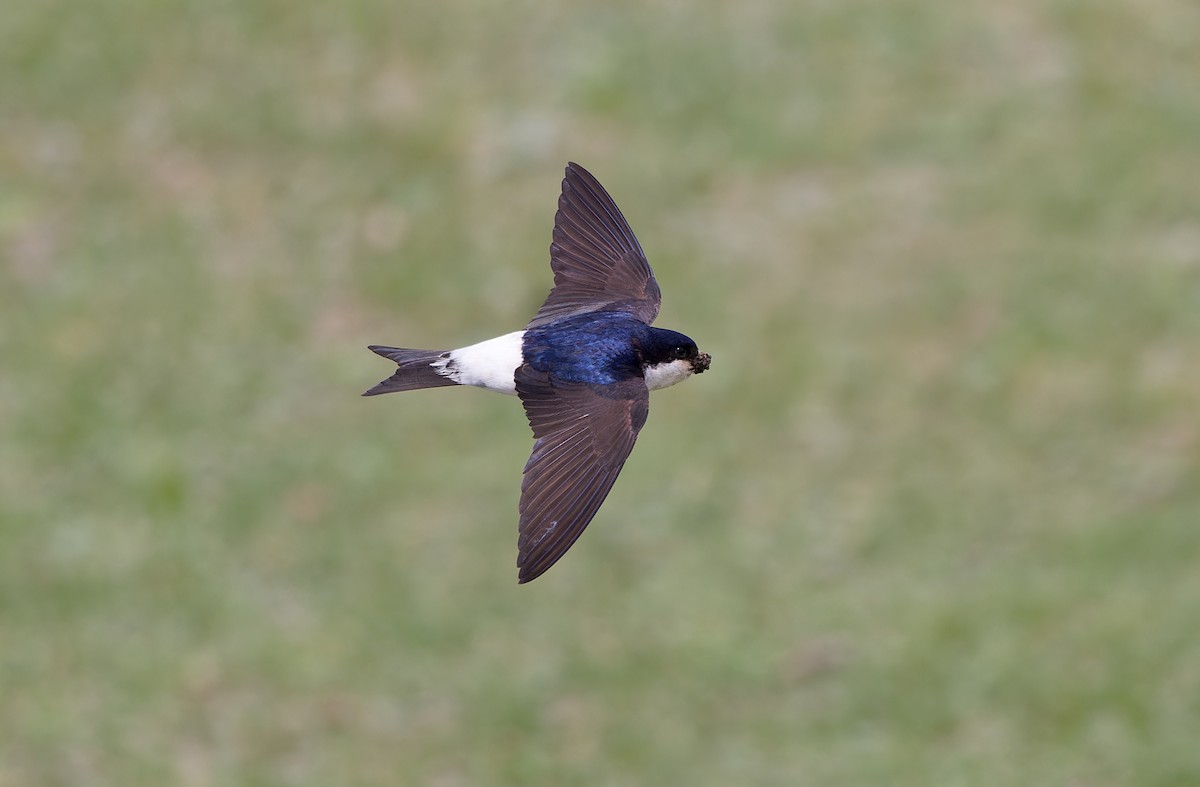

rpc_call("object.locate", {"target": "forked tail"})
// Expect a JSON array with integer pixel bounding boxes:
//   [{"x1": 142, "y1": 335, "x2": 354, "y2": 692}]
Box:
[{"x1": 362, "y1": 346, "x2": 458, "y2": 396}]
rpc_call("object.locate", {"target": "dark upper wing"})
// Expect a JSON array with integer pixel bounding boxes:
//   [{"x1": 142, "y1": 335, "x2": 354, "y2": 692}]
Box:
[
  {"x1": 526, "y1": 162, "x2": 661, "y2": 329},
  {"x1": 514, "y1": 364, "x2": 650, "y2": 583}
]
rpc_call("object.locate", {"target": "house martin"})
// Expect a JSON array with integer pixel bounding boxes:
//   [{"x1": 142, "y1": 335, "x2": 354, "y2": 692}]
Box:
[{"x1": 364, "y1": 162, "x2": 711, "y2": 583}]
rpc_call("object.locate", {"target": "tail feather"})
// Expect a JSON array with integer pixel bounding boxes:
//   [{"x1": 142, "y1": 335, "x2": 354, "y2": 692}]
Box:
[{"x1": 363, "y1": 346, "x2": 458, "y2": 396}]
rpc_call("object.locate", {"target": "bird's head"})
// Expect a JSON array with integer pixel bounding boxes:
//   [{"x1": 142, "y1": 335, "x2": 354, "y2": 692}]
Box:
[{"x1": 640, "y1": 328, "x2": 710, "y2": 391}]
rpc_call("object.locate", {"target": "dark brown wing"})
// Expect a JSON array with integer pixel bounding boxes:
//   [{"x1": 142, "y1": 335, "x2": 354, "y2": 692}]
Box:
[
  {"x1": 526, "y1": 162, "x2": 661, "y2": 329},
  {"x1": 514, "y1": 364, "x2": 650, "y2": 583}
]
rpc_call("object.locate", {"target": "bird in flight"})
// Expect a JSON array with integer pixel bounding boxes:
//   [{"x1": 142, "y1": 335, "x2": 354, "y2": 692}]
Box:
[{"x1": 364, "y1": 162, "x2": 711, "y2": 583}]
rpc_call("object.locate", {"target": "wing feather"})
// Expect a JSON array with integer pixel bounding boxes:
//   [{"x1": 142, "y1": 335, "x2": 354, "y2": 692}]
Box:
[
  {"x1": 526, "y1": 163, "x2": 661, "y2": 329},
  {"x1": 514, "y1": 364, "x2": 650, "y2": 582}
]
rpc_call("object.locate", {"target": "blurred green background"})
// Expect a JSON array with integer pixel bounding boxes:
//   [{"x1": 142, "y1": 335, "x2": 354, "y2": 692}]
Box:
[{"x1": 3, "y1": 1, "x2": 1199, "y2": 784}]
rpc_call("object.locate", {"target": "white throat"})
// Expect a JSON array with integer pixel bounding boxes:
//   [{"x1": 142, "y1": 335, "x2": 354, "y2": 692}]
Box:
[{"x1": 643, "y1": 359, "x2": 694, "y2": 391}]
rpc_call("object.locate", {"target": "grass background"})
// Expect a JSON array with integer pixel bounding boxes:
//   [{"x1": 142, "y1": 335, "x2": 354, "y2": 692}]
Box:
[{"x1": 3, "y1": 1, "x2": 1200, "y2": 784}]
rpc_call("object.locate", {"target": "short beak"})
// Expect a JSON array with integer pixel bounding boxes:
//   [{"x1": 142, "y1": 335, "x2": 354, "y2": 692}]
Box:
[{"x1": 693, "y1": 352, "x2": 712, "y2": 374}]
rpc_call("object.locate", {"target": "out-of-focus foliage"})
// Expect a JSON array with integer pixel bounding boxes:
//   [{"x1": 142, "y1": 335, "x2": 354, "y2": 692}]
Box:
[{"x1": 3, "y1": 1, "x2": 1199, "y2": 784}]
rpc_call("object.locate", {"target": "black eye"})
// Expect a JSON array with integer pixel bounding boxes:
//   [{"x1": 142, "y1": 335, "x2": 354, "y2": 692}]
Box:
[{"x1": 674, "y1": 346, "x2": 690, "y2": 359}]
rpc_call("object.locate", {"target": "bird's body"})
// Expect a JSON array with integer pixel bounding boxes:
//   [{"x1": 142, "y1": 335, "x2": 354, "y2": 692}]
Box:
[{"x1": 365, "y1": 162, "x2": 710, "y2": 582}]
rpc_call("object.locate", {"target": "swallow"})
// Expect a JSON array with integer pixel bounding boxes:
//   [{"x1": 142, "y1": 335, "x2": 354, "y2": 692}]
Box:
[{"x1": 364, "y1": 162, "x2": 711, "y2": 583}]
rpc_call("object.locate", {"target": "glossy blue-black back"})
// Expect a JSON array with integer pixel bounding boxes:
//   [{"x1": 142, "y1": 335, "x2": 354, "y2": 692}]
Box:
[{"x1": 522, "y1": 312, "x2": 650, "y2": 386}]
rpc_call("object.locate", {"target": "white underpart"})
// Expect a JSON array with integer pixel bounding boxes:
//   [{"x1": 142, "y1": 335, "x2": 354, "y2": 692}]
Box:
[
  {"x1": 643, "y1": 359, "x2": 695, "y2": 391},
  {"x1": 434, "y1": 330, "x2": 525, "y2": 395}
]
